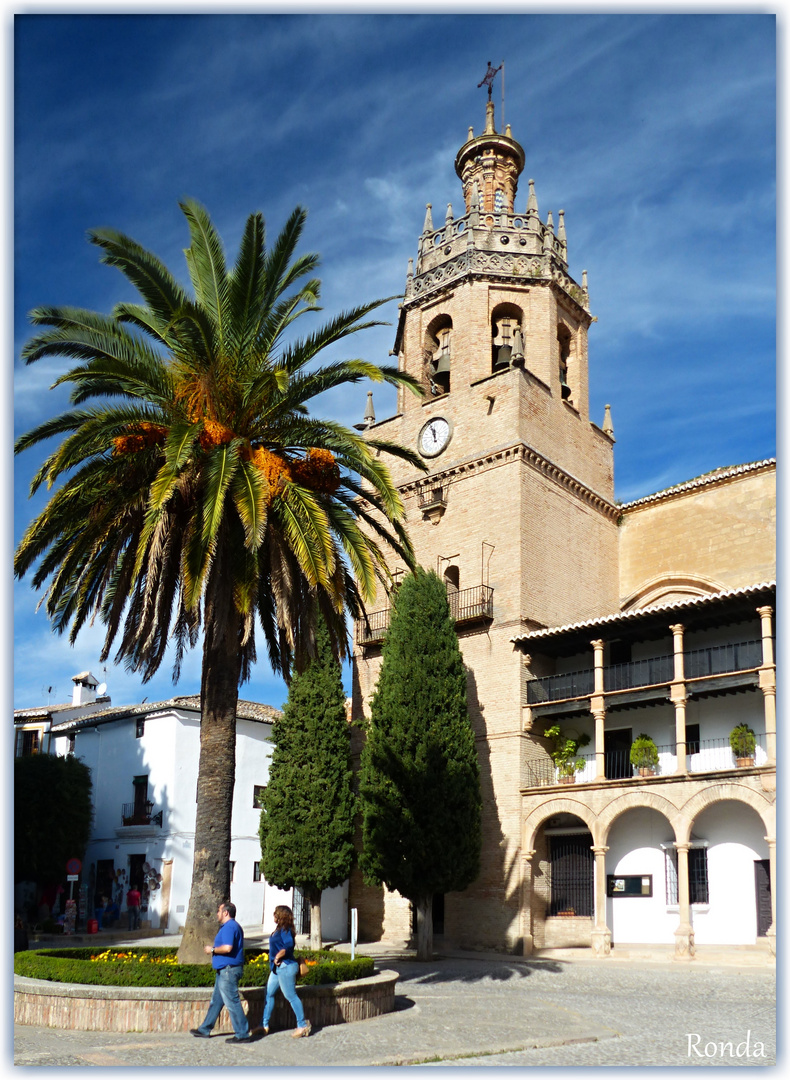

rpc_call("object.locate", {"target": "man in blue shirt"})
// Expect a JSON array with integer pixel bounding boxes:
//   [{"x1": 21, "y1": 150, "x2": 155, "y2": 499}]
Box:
[{"x1": 190, "y1": 902, "x2": 252, "y2": 1043}]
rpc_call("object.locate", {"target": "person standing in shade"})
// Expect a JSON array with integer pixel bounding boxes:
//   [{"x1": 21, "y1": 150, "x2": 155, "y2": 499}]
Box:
[
  {"x1": 190, "y1": 902, "x2": 253, "y2": 1044},
  {"x1": 126, "y1": 885, "x2": 142, "y2": 931},
  {"x1": 261, "y1": 905, "x2": 311, "y2": 1038}
]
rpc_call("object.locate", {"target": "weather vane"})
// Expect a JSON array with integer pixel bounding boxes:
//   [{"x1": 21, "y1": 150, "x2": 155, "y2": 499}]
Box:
[{"x1": 478, "y1": 61, "x2": 503, "y2": 100}]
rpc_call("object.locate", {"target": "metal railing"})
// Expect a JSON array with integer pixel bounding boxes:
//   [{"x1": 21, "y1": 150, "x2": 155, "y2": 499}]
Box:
[
  {"x1": 526, "y1": 668, "x2": 594, "y2": 704},
  {"x1": 527, "y1": 638, "x2": 765, "y2": 703},
  {"x1": 684, "y1": 639, "x2": 762, "y2": 679},
  {"x1": 121, "y1": 800, "x2": 153, "y2": 826},
  {"x1": 356, "y1": 585, "x2": 493, "y2": 645},
  {"x1": 687, "y1": 735, "x2": 767, "y2": 774}
]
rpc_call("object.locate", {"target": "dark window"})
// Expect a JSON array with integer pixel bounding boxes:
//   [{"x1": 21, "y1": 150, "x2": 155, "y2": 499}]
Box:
[
  {"x1": 253, "y1": 862, "x2": 262, "y2": 883},
  {"x1": 135, "y1": 717, "x2": 145, "y2": 738},
  {"x1": 67, "y1": 736, "x2": 76, "y2": 754},
  {"x1": 609, "y1": 640, "x2": 632, "y2": 667},
  {"x1": 689, "y1": 848, "x2": 709, "y2": 905},
  {"x1": 229, "y1": 861, "x2": 235, "y2": 882},
  {"x1": 548, "y1": 833, "x2": 593, "y2": 917},
  {"x1": 253, "y1": 785, "x2": 266, "y2": 809},
  {"x1": 19, "y1": 729, "x2": 41, "y2": 756},
  {"x1": 132, "y1": 775, "x2": 148, "y2": 816},
  {"x1": 665, "y1": 847, "x2": 708, "y2": 905},
  {"x1": 604, "y1": 728, "x2": 632, "y2": 780},
  {"x1": 686, "y1": 724, "x2": 700, "y2": 755}
]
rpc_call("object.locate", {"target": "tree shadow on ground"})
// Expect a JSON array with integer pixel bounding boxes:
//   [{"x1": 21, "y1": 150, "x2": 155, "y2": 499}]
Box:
[{"x1": 381, "y1": 957, "x2": 566, "y2": 984}]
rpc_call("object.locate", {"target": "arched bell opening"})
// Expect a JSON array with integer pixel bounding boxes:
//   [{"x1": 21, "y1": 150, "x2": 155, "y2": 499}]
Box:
[
  {"x1": 424, "y1": 314, "x2": 453, "y2": 396},
  {"x1": 557, "y1": 323, "x2": 573, "y2": 401},
  {"x1": 491, "y1": 303, "x2": 524, "y2": 374}
]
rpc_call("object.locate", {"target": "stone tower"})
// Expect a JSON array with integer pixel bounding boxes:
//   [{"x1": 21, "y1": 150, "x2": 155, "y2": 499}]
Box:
[{"x1": 350, "y1": 101, "x2": 620, "y2": 951}]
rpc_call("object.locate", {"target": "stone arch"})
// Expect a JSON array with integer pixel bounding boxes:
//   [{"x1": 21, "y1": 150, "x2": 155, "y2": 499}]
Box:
[
  {"x1": 423, "y1": 313, "x2": 453, "y2": 395},
  {"x1": 621, "y1": 573, "x2": 726, "y2": 612},
  {"x1": 491, "y1": 302, "x2": 524, "y2": 373},
  {"x1": 523, "y1": 797, "x2": 597, "y2": 851},
  {"x1": 597, "y1": 789, "x2": 683, "y2": 846},
  {"x1": 676, "y1": 783, "x2": 775, "y2": 843}
]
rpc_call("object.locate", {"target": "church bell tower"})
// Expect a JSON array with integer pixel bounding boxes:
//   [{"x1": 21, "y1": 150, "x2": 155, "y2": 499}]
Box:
[{"x1": 351, "y1": 96, "x2": 620, "y2": 951}]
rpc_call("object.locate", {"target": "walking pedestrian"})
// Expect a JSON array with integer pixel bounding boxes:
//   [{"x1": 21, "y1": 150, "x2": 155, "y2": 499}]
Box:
[
  {"x1": 126, "y1": 885, "x2": 142, "y2": 931},
  {"x1": 261, "y1": 905, "x2": 311, "y2": 1038},
  {"x1": 190, "y1": 902, "x2": 253, "y2": 1044}
]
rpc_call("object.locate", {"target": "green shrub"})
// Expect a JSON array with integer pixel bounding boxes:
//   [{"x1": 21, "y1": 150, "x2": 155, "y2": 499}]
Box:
[
  {"x1": 13, "y1": 947, "x2": 374, "y2": 988},
  {"x1": 729, "y1": 724, "x2": 756, "y2": 758}
]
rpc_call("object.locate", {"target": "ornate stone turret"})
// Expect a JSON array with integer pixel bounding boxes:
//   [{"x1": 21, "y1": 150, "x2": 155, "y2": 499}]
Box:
[{"x1": 454, "y1": 99, "x2": 526, "y2": 214}]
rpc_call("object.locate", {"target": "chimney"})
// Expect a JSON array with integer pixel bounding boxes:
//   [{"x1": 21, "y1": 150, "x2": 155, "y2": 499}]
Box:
[{"x1": 72, "y1": 671, "x2": 99, "y2": 706}]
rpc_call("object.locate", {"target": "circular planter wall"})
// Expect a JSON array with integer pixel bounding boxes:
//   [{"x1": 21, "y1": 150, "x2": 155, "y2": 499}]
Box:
[{"x1": 14, "y1": 969, "x2": 398, "y2": 1033}]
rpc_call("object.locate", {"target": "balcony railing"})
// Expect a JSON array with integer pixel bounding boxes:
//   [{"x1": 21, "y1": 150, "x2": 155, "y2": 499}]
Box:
[
  {"x1": 688, "y1": 735, "x2": 767, "y2": 773},
  {"x1": 526, "y1": 668, "x2": 594, "y2": 704},
  {"x1": 121, "y1": 801, "x2": 162, "y2": 827},
  {"x1": 524, "y1": 736, "x2": 768, "y2": 789},
  {"x1": 527, "y1": 639, "x2": 764, "y2": 703},
  {"x1": 356, "y1": 584, "x2": 494, "y2": 645}
]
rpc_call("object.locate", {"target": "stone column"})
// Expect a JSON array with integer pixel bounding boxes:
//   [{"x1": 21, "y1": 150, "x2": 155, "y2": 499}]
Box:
[
  {"x1": 669, "y1": 624, "x2": 688, "y2": 775},
  {"x1": 757, "y1": 606, "x2": 776, "y2": 762},
  {"x1": 591, "y1": 845, "x2": 612, "y2": 957},
  {"x1": 520, "y1": 849, "x2": 537, "y2": 956},
  {"x1": 590, "y1": 640, "x2": 606, "y2": 779},
  {"x1": 673, "y1": 843, "x2": 695, "y2": 960},
  {"x1": 765, "y1": 835, "x2": 776, "y2": 957}
]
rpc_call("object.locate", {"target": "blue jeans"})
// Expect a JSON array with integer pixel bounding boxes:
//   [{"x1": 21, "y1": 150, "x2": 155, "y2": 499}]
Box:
[
  {"x1": 263, "y1": 959, "x2": 305, "y2": 1030},
  {"x1": 196, "y1": 964, "x2": 250, "y2": 1038}
]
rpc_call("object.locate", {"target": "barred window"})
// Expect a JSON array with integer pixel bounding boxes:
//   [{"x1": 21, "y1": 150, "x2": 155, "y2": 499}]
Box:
[
  {"x1": 253, "y1": 862, "x2": 262, "y2": 883},
  {"x1": 253, "y1": 785, "x2": 266, "y2": 809},
  {"x1": 664, "y1": 846, "x2": 708, "y2": 905},
  {"x1": 548, "y1": 833, "x2": 593, "y2": 917}
]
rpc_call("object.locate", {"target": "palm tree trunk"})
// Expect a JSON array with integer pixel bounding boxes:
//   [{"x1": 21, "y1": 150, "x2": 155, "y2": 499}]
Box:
[
  {"x1": 177, "y1": 557, "x2": 244, "y2": 964},
  {"x1": 414, "y1": 894, "x2": 433, "y2": 961},
  {"x1": 308, "y1": 886, "x2": 322, "y2": 950}
]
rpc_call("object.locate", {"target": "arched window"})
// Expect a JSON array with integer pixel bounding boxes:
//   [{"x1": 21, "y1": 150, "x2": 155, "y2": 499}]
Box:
[
  {"x1": 557, "y1": 324, "x2": 572, "y2": 400},
  {"x1": 491, "y1": 303, "x2": 524, "y2": 373},
  {"x1": 444, "y1": 565, "x2": 460, "y2": 619},
  {"x1": 425, "y1": 315, "x2": 452, "y2": 395}
]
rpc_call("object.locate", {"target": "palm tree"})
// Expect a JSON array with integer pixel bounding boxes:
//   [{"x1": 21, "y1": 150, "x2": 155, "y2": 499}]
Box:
[{"x1": 14, "y1": 200, "x2": 424, "y2": 961}]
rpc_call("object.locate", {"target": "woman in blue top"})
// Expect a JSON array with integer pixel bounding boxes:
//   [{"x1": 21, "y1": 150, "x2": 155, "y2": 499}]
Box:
[{"x1": 261, "y1": 905, "x2": 311, "y2": 1038}]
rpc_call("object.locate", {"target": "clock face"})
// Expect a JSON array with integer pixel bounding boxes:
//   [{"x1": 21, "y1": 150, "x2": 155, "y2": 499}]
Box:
[{"x1": 419, "y1": 416, "x2": 451, "y2": 457}]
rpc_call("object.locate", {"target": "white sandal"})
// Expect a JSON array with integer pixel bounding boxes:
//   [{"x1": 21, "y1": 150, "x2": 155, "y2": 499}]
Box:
[{"x1": 292, "y1": 1019, "x2": 311, "y2": 1038}]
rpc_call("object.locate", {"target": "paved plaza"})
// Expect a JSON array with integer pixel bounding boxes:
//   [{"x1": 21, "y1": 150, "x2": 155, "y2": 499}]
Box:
[{"x1": 13, "y1": 940, "x2": 776, "y2": 1069}]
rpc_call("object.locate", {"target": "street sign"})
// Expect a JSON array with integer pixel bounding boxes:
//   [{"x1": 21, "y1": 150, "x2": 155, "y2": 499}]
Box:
[
  {"x1": 67, "y1": 874, "x2": 79, "y2": 882},
  {"x1": 66, "y1": 858, "x2": 82, "y2": 875}
]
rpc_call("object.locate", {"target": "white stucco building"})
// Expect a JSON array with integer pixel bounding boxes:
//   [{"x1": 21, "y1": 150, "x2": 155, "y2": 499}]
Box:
[{"x1": 19, "y1": 684, "x2": 348, "y2": 939}]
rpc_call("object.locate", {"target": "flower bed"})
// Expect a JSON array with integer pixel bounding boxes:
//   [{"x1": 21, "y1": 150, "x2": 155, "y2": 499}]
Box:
[
  {"x1": 14, "y1": 947, "x2": 374, "y2": 988},
  {"x1": 14, "y1": 954, "x2": 398, "y2": 1033}
]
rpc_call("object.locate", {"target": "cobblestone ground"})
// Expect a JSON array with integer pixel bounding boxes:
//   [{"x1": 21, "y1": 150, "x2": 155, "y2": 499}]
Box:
[{"x1": 13, "y1": 956, "x2": 776, "y2": 1069}]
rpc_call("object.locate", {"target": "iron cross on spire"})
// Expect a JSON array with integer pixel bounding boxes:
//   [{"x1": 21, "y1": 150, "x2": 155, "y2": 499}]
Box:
[{"x1": 477, "y1": 60, "x2": 502, "y2": 100}]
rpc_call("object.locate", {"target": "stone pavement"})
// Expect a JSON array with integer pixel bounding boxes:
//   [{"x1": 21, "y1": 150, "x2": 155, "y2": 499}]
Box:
[{"x1": 13, "y1": 936, "x2": 776, "y2": 1069}]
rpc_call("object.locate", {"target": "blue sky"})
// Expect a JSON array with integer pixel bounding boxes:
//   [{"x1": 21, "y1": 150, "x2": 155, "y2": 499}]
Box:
[{"x1": 11, "y1": 11, "x2": 776, "y2": 712}]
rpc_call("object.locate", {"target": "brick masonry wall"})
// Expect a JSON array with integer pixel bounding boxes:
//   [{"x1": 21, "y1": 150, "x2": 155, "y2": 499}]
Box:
[{"x1": 618, "y1": 468, "x2": 776, "y2": 606}]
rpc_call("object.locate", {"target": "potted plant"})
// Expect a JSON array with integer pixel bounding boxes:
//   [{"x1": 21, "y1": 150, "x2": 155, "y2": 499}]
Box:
[
  {"x1": 729, "y1": 724, "x2": 756, "y2": 767},
  {"x1": 543, "y1": 725, "x2": 591, "y2": 784},
  {"x1": 629, "y1": 733, "x2": 659, "y2": 777}
]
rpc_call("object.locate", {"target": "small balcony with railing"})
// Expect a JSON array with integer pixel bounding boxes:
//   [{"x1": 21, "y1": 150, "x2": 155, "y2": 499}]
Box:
[
  {"x1": 356, "y1": 584, "x2": 494, "y2": 646},
  {"x1": 119, "y1": 800, "x2": 163, "y2": 831}
]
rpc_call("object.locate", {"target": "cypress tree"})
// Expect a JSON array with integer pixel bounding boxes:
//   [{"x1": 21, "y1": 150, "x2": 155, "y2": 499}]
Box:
[
  {"x1": 259, "y1": 620, "x2": 356, "y2": 947},
  {"x1": 359, "y1": 568, "x2": 482, "y2": 960}
]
